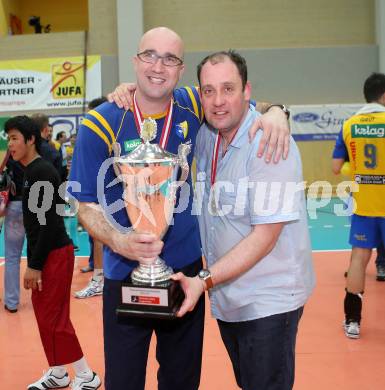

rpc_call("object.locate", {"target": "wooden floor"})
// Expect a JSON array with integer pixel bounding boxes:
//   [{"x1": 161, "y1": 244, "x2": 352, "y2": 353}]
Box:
[{"x1": 1, "y1": 251, "x2": 384, "y2": 390}]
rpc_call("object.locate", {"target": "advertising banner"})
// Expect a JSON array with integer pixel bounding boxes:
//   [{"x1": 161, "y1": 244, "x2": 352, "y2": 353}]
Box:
[
  {"x1": 290, "y1": 104, "x2": 363, "y2": 141},
  {"x1": 0, "y1": 56, "x2": 101, "y2": 112}
]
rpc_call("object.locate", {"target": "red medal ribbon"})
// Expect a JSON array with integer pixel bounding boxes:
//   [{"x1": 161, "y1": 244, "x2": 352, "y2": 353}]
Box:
[
  {"x1": 211, "y1": 129, "x2": 238, "y2": 186},
  {"x1": 211, "y1": 132, "x2": 221, "y2": 186}
]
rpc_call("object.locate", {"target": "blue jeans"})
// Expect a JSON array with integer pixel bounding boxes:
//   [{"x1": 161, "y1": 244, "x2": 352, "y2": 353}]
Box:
[
  {"x1": 103, "y1": 259, "x2": 205, "y2": 390},
  {"x1": 4, "y1": 201, "x2": 25, "y2": 310},
  {"x1": 217, "y1": 307, "x2": 304, "y2": 390}
]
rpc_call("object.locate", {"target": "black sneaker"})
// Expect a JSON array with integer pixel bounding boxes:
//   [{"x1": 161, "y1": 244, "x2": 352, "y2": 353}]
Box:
[
  {"x1": 4, "y1": 304, "x2": 17, "y2": 313},
  {"x1": 376, "y1": 265, "x2": 385, "y2": 281},
  {"x1": 80, "y1": 265, "x2": 93, "y2": 273}
]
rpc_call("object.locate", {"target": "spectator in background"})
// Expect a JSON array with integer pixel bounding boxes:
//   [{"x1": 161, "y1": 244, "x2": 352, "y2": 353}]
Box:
[
  {"x1": 31, "y1": 113, "x2": 62, "y2": 179},
  {"x1": 86, "y1": 97, "x2": 108, "y2": 111},
  {"x1": 2, "y1": 155, "x2": 25, "y2": 313},
  {"x1": 74, "y1": 97, "x2": 107, "y2": 297},
  {"x1": 47, "y1": 123, "x2": 56, "y2": 147},
  {"x1": 5, "y1": 115, "x2": 101, "y2": 390},
  {"x1": 3, "y1": 118, "x2": 69, "y2": 313},
  {"x1": 66, "y1": 132, "x2": 76, "y2": 173},
  {"x1": 56, "y1": 130, "x2": 69, "y2": 182}
]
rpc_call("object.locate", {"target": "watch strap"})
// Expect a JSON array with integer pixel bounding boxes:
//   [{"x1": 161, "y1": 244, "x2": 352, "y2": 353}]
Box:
[
  {"x1": 199, "y1": 269, "x2": 213, "y2": 290},
  {"x1": 266, "y1": 104, "x2": 290, "y2": 119}
]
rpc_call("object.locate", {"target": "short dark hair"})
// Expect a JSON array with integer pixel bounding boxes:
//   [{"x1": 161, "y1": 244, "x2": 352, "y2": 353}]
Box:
[
  {"x1": 30, "y1": 113, "x2": 49, "y2": 132},
  {"x1": 55, "y1": 131, "x2": 66, "y2": 141},
  {"x1": 363, "y1": 73, "x2": 385, "y2": 103},
  {"x1": 4, "y1": 115, "x2": 42, "y2": 154},
  {"x1": 88, "y1": 96, "x2": 108, "y2": 110},
  {"x1": 197, "y1": 50, "x2": 248, "y2": 90}
]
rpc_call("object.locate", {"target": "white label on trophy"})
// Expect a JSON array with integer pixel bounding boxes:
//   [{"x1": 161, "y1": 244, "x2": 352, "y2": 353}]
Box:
[{"x1": 122, "y1": 286, "x2": 168, "y2": 306}]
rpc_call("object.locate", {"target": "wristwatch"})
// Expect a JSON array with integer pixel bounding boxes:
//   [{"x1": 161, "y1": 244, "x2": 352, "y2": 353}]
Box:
[
  {"x1": 198, "y1": 269, "x2": 213, "y2": 290},
  {"x1": 266, "y1": 104, "x2": 290, "y2": 119}
]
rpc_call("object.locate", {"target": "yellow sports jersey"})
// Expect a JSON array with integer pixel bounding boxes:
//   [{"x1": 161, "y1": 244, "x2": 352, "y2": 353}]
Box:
[
  {"x1": 51, "y1": 140, "x2": 60, "y2": 151},
  {"x1": 343, "y1": 112, "x2": 385, "y2": 216}
]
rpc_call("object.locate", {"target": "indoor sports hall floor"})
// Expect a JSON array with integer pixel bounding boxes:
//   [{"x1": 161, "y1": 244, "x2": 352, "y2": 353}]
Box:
[{"x1": 1, "y1": 199, "x2": 384, "y2": 389}]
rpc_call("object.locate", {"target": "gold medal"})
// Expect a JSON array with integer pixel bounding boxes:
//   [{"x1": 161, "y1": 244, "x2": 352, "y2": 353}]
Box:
[{"x1": 141, "y1": 118, "x2": 157, "y2": 143}]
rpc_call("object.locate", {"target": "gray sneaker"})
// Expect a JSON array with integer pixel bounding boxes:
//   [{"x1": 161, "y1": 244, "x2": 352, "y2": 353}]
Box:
[
  {"x1": 376, "y1": 265, "x2": 385, "y2": 281},
  {"x1": 74, "y1": 278, "x2": 103, "y2": 299},
  {"x1": 343, "y1": 321, "x2": 360, "y2": 339},
  {"x1": 71, "y1": 372, "x2": 101, "y2": 390}
]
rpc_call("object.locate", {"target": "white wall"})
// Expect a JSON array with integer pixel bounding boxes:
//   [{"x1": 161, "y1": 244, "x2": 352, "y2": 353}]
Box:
[{"x1": 179, "y1": 45, "x2": 378, "y2": 104}]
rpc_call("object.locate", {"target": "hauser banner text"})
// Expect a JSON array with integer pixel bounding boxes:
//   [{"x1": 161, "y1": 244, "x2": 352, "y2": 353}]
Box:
[{"x1": 0, "y1": 56, "x2": 101, "y2": 112}]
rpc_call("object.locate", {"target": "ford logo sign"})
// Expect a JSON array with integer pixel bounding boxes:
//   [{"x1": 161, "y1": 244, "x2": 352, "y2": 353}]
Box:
[{"x1": 292, "y1": 112, "x2": 319, "y2": 123}]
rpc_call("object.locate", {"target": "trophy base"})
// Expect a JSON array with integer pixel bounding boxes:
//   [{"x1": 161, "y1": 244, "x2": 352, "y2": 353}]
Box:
[{"x1": 117, "y1": 279, "x2": 185, "y2": 319}]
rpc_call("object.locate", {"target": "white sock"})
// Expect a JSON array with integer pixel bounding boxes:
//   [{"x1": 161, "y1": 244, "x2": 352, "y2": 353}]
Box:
[
  {"x1": 72, "y1": 357, "x2": 93, "y2": 378},
  {"x1": 51, "y1": 366, "x2": 67, "y2": 377},
  {"x1": 92, "y1": 269, "x2": 104, "y2": 282}
]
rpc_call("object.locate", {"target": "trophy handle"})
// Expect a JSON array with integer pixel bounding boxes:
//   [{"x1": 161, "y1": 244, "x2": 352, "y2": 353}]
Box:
[
  {"x1": 112, "y1": 142, "x2": 122, "y2": 179},
  {"x1": 163, "y1": 142, "x2": 191, "y2": 226},
  {"x1": 177, "y1": 142, "x2": 191, "y2": 184}
]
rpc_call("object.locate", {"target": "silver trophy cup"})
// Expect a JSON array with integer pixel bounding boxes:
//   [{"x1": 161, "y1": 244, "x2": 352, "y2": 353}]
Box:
[{"x1": 113, "y1": 118, "x2": 191, "y2": 318}]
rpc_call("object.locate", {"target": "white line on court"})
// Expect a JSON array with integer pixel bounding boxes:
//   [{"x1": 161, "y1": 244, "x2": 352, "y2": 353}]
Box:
[
  {"x1": 312, "y1": 249, "x2": 351, "y2": 253},
  {"x1": 0, "y1": 256, "x2": 89, "y2": 267}
]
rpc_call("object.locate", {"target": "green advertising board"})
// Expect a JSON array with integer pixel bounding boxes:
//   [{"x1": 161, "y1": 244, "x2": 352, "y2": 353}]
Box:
[{"x1": 0, "y1": 117, "x2": 10, "y2": 151}]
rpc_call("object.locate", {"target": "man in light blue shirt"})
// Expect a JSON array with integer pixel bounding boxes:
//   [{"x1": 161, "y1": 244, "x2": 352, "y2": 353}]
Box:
[{"x1": 173, "y1": 50, "x2": 315, "y2": 390}]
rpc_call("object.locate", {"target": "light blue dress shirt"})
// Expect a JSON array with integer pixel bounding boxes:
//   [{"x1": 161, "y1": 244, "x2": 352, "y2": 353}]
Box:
[{"x1": 194, "y1": 107, "x2": 315, "y2": 322}]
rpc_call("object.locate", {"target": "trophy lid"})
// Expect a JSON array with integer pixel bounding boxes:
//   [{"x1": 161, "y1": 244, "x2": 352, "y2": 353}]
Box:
[
  {"x1": 116, "y1": 142, "x2": 178, "y2": 165},
  {"x1": 115, "y1": 117, "x2": 181, "y2": 165}
]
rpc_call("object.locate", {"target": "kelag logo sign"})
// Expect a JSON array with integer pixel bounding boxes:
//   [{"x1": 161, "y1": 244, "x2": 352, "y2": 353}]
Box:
[{"x1": 352, "y1": 124, "x2": 385, "y2": 138}]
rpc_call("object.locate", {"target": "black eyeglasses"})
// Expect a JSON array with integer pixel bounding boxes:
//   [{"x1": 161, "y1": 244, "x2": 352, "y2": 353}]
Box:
[{"x1": 137, "y1": 51, "x2": 183, "y2": 67}]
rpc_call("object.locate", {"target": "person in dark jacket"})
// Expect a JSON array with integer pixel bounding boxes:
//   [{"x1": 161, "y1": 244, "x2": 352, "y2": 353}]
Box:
[
  {"x1": 5, "y1": 115, "x2": 101, "y2": 390},
  {"x1": 31, "y1": 113, "x2": 62, "y2": 179}
]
